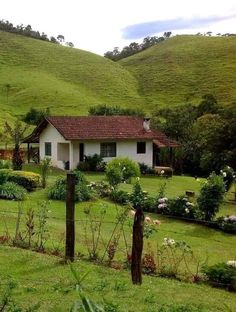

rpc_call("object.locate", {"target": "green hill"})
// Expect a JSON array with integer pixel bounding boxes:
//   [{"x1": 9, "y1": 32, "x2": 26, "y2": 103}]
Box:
[
  {"x1": 0, "y1": 31, "x2": 143, "y2": 126},
  {"x1": 0, "y1": 32, "x2": 236, "y2": 128},
  {"x1": 119, "y1": 35, "x2": 236, "y2": 109}
]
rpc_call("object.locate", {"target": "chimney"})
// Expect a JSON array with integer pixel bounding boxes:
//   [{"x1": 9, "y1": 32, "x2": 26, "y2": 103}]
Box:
[{"x1": 143, "y1": 118, "x2": 150, "y2": 131}]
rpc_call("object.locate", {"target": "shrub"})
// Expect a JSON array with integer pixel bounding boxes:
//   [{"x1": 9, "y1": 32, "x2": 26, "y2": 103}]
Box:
[
  {"x1": 8, "y1": 170, "x2": 41, "y2": 191},
  {"x1": 0, "y1": 169, "x2": 10, "y2": 185},
  {"x1": 167, "y1": 196, "x2": 196, "y2": 219},
  {"x1": 48, "y1": 177, "x2": 65, "y2": 200},
  {"x1": 40, "y1": 157, "x2": 51, "y2": 188},
  {"x1": 202, "y1": 262, "x2": 236, "y2": 291},
  {"x1": 0, "y1": 182, "x2": 26, "y2": 200},
  {"x1": 0, "y1": 159, "x2": 11, "y2": 169},
  {"x1": 94, "y1": 181, "x2": 113, "y2": 198},
  {"x1": 77, "y1": 154, "x2": 105, "y2": 172},
  {"x1": 143, "y1": 196, "x2": 156, "y2": 212},
  {"x1": 220, "y1": 165, "x2": 235, "y2": 192},
  {"x1": 197, "y1": 172, "x2": 225, "y2": 221},
  {"x1": 130, "y1": 179, "x2": 146, "y2": 209},
  {"x1": 48, "y1": 174, "x2": 92, "y2": 202},
  {"x1": 109, "y1": 190, "x2": 130, "y2": 205},
  {"x1": 142, "y1": 252, "x2": 156, "y2": 274},
  {"x1": 139, "y1": 162, "x2": 155, "y2": 175},
  {"x1": 105, "y1": 157, "x2": 140, "y2": 187},
  {"x1": 217, "y1": 215, "x2": 236, "y2": 234}
]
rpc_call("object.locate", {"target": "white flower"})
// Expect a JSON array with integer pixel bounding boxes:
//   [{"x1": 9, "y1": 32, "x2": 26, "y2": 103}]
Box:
[
  {"x1": 228, "y1": 215, "x2": 236, "y2": 222},
  {"x1": 227, "y1": 260, "x2": 236, "y2": 268},
  {"x1": 185, "y1": 208, "x2": 189, "y2": 213},
  {"x1": 130, "y1": 210, "x2": 136, "y2": 216},
  {"x1": 160, "y1": 170, "x2": 165, "y2": 175},
  {"x1": 163, "y1": 237, "x2": 175, "y2": 246},
  {"x1": 222, "y1": 172, "x2": 227, "y2": 178},
  {"x1": 145, "y1": 216, "x2": 151, "y2": 222},
  {"x1": 153, "y1": 219, "x2": 161, "y2": 225}
]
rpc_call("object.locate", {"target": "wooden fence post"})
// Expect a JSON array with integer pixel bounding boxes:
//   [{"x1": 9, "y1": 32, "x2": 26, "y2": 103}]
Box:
[
  {"x1": 65, "y1": 172, "x2": 76, "y2": 262},
  {"x1": 131, "y1": 207, "x2": 144, "y2": 284}
]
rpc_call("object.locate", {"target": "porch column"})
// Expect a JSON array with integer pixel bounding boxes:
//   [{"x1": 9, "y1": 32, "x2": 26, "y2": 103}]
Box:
[{"x1": 69, "y1": 142, "x2": 74, "y2": 170}]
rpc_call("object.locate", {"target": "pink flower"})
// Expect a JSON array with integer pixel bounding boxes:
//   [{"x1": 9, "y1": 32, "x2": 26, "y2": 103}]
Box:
[{"x1": 153, "y1": 219, "x2": 161, "y2": 225}]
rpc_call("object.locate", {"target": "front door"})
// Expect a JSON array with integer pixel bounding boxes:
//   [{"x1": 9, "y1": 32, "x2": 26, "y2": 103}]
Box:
[{"x1": 79, "y1": 143, "x2": 84, "y2": 162}]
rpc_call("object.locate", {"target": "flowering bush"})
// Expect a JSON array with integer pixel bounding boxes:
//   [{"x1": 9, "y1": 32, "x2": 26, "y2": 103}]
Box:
[
  {"x1": 167, "y1": 196, "x2": 196, "y2": 219},
  {"x1": 157, "y1": 238, "x2": 192, "y2": 279},
  {"x1": 94, "y1": 181, "x2": 113, "y2": 197},
  {"x1": 217, "y1": 215, "x2": 236, "y2": 234},
  {"x1": 197, "y1": 172, "x2": 225, "y2": 221},
  {"x1": 130, "y1": 179, "x2": 146, "y2": 209},
  {"x1": 220, "y1": 165, "x2": 235, "y2": 192},
  {"x1": 105, "y1": 157, "x2": 140, "y2": 187},
  {"x1": 156, "y1": 197, "x2": 168, "y2": 213}
]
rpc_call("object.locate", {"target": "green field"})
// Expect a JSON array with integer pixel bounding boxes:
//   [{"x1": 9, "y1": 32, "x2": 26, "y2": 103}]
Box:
[
  {"x1": 0, "y1": 167, "x2": 236, "y2": 310},
  {"x1": 0, "y1": 31, "x2": 143, "y2": 126},
  {"x1": 119, "y1": 35, "x2": 236, "y2": 109},
  {"x1": 1, "y1": 246, "x2": 236, "y2": 312},
  {"x1": 0, "y1": 32, "x2": 236, "y2": 128}
]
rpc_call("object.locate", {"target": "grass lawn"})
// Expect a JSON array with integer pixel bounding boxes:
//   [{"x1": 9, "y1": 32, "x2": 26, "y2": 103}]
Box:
[
  {"x1": 1, "y1": 246, "x2": 236, "y2": 312},
  {"x1": 0, "y1": 166, "x2": 236, "y2": 311}
]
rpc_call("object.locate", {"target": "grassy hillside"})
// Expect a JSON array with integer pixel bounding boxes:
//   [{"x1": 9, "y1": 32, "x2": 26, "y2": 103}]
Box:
[
  {"x1": 119, "y1": 35, "x2": 236, "y2": 109},
  {"x1": 0, "y1": 32, "x2": 236, "y2": 128},
  {"x1": 0, "y1": 31, "x2": 143, "y2": 126}
]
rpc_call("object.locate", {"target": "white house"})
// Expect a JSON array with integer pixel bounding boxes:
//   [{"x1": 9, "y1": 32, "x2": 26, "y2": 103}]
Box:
[{"x1": 23, "y1": 116, "x2": 178, "y2": 170}]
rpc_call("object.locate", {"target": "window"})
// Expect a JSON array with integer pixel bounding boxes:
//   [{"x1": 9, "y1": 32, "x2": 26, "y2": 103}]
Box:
[
  {"x1": 137, "y1": 142, "x2": 146, "y2": 154},
  {"x1": 45, "y1": 142, "x2": 52, "y2": 156},
  {"x1": 100, "y1": 142, "x2": 116, "y2": 157}
]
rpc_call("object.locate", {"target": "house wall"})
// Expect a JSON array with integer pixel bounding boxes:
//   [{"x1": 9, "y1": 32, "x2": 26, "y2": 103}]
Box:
[
  {"x1": 39, "y1": 124, "x2": 69, "y2": 169},
  {"x1": 83, "y1": 140, "x2": 153, "y2": 166},
  {"x1": 40, "y1": 124, "x2": 153, "y2": 170}
]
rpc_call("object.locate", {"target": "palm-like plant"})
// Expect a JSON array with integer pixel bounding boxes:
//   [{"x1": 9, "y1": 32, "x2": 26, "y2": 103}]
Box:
[{"x1": 4, "y1": 120, "x2": 28, "y2": 170}]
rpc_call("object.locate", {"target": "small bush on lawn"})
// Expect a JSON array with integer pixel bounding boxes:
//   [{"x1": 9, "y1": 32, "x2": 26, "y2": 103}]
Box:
[
  {"x1": 94, "y1": 181, "x2": 113, "y2": 198},
  {"x1": 0, "y1": 182, "x2": 26, "y2": 200},
  {"x1": 143, "y1": 196, "x2": 156, "y2": 212},
  {"x1": 130, "y1": 179, "x2": 146, "y2": 209},
  {"x1": 0, "y1": 169, "x2": 10, "y2": 185},
  {"x1": 197, "y1": 172, "x2": 225, "y2": 221},
  {"x1": 0, "y1": 159, "x2": 11, "y2": 169},
  {"x1": 217, "y1": 215, "x2": 236, "y2": 234},
  {"x1": 48, "y1": 171, "x2": 92, "y2": 202},
  {"x1": 106, "y1": 157, "x2": 140, "y2": 187},
  {"x1": 109, "y1": 189, "x2": 130, "y2": 205},
  {"x1": 202, "y1": 262, "x2": 236, "y2": 291},
  {"x1": 167, "y1": 196, "x2": 196, "y2": 219},
  {"x1": 8, "y1": 170, "x2": 41, "y2": 191}
]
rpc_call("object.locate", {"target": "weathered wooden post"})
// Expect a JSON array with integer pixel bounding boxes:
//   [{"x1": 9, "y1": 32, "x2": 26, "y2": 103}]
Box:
[
  {"x1": 65, "y1": 172, "x2": 76, "y2": 262},
  {"x1": 131, "y1": 207, "x2": 144, "y2": 284}
]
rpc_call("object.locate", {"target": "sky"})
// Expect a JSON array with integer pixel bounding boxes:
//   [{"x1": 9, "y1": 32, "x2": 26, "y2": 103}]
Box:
[{"x1": 1, "y1": 0, "x2": 236, "y2": 55}]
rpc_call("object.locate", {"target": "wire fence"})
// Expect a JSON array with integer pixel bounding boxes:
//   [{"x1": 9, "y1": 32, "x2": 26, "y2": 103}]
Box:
[{"x1": 1, "y1": 209, "x2": 236, "y2": 245}]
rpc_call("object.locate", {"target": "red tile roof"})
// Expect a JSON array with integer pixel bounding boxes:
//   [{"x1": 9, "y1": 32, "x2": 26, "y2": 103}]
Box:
[{"x1": 23, "y1": 116, "x2": 179, "y2": 147}]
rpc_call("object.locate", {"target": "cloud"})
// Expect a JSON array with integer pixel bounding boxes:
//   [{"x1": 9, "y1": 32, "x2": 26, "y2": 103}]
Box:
[{"x1": 122, "y1": 14, "x2": 236, "y2": 39}]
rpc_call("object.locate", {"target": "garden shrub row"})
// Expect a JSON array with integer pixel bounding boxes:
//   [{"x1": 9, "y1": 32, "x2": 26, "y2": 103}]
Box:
[
  {"x1": 0, "y1": 169, "x2": 41, "y2": 191},
  {"x1": 0, "y1": 169, "x2": 41, "y2": 200},
  {"x1": 92, "y1": 173, "x2": 236, "y2": 234}
]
